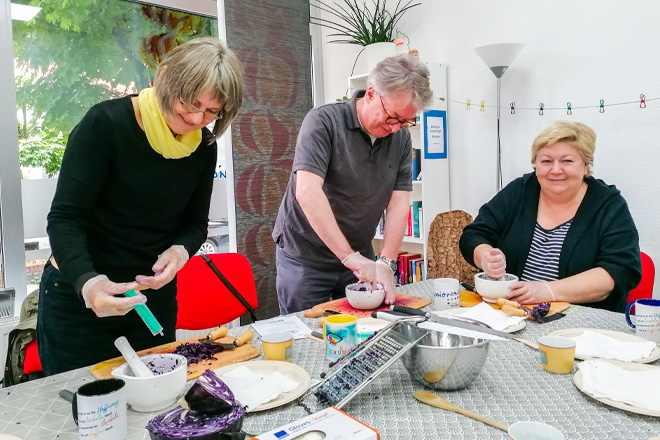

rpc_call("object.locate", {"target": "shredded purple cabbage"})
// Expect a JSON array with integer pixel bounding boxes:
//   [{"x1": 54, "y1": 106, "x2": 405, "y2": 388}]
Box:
[
  {"x1": 531, "y1": 302, "x2": 551, "y2": 320},
  {"x1": 173, "y1": 342, "x2": 223, "y2": 365},
  {"x1": 146, "y1": 370, "x2": 245, "y2": 439}
]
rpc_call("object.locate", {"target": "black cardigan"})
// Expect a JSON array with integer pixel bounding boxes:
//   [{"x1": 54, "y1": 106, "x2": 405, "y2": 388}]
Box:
[{"x1": 460, "y1": 173, "x2": 642, "y2": 312}]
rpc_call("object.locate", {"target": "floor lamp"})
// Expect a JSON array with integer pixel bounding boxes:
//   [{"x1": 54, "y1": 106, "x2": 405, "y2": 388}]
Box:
[{"x1": 474, "y1": 43, "x2": 524, "y2": 192}]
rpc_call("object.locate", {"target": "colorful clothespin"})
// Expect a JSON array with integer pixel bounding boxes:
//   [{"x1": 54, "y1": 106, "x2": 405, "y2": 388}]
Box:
[
  {"x1": 510, "y1": 102, "x2": 516, "y2": 114},
  {"x1": 599, "y1": 99, "x2": 605, "y2": 113},
  {"x1": 466, "y1": 98, "x2": 471, "y2": 110},
  {"x1": 640, "y1": 94, "x2": 647, "y2": 109},
  {"x1": 567, "y1": 102, "x2": 572, "y2": 115},
  {"x1": 539, "y1": 103, "x2": 545, "y2": 116},
  {"x1": 480, "y1": 100, "x2": 485, "y2": 112}
]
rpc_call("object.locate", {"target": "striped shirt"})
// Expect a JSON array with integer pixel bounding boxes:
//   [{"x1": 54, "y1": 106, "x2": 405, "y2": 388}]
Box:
[{"x1": 521, "y1": 220, "x2": 573, "y2": 282}]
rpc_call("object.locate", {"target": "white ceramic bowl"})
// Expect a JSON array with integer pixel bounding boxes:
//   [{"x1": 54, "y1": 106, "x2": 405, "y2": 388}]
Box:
[
  {"x1": 345, "y1": 282, "x2": 385, "y2": 310},
  {"x1": 111, "y1": 353, "x2": 187, "y2": 412},
  {"x1": 474, "y1": 272, "x2": 519, "y2": 303}
]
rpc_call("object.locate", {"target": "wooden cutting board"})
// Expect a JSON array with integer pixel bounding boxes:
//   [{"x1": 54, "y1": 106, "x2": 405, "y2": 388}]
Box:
[
  {"x1": 308, "y1": 292, "x2": 431, "y2": 318},
  {"x1": 459, "y1": 289, "x2": 570, "y2": 318},
  {"x1": 90, "y1": 334, "x2": 260, "y2": 381}
]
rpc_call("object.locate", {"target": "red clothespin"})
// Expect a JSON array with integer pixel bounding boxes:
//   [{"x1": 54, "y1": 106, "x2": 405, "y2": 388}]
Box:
[{"x1": 640, "y1": 94, "x2": 647, "y2": 109}]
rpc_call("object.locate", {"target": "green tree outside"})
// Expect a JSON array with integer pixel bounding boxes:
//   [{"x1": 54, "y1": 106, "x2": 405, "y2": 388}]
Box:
[{"x1": 14, "y1": 0, "x2": 217, "y2": 177}]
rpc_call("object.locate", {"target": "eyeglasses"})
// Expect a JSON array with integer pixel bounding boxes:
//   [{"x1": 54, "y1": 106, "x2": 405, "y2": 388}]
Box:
[
  {"x1": 379, "y1": 95, "x2": 416, "y2": 128},
  {"x1": 178, "y1": 99, "x2": 224, "y2": 121}
]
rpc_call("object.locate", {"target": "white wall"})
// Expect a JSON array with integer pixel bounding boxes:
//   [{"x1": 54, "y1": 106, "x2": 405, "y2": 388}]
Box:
[{"x1": 319, "y1": 0, "x2": 660, "y2": 295}]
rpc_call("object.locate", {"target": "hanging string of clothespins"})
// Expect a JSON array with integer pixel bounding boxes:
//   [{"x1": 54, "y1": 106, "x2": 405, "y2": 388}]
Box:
[{"x1": 446, "y1": 94, "x2": 660, "y2": 114}]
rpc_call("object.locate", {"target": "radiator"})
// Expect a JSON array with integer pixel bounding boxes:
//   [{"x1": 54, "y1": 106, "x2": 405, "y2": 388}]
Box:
[{"x1": 0, "y1": 316, "x2": 21, "y2": 376}]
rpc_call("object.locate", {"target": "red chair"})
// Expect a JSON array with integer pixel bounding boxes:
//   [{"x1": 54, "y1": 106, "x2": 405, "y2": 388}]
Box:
[
  {"x1": 176, "y1": 253, "x2": 258, "y2": 330},
  {"x1": 628, "y1": 252, "x2": 655, "y2": 304},
  {"x1": 23, "y1": 339, "x2": 42, "y2": 375}
]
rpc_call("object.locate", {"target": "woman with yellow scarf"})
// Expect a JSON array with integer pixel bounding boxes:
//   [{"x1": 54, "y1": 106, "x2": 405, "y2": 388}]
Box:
[{"x1": 37, "y1": 37, "x2": 244, "y2": 375}]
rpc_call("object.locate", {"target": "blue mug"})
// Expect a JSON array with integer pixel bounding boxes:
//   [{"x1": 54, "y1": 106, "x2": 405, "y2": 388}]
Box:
[{"x1": 625, "y1": 298, "x2": 660, "y2": 342}]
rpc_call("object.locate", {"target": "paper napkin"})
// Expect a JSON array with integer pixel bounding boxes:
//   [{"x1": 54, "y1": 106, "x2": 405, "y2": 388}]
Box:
[
  {"x1": 434, "y1": 302, "x2": 526, "y2": 331},
  {"x1": 568, "y1": 331, "x2": 656, "y2": 362},
  {"x1": 578, "y1": 359, "x2": 660, "y2": 411},
  {"x1": 217, "y1": 366, "x2": 299, "y2": 410}
]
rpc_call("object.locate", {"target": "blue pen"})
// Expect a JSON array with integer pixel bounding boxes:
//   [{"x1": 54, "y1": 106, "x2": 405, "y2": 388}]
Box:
[{"x1": 124, "y1": 289, "x2": 164, "y2": 336}]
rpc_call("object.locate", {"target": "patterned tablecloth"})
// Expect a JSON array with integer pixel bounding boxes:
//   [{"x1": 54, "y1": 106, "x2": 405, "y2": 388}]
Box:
[{"x1": 2, "y1": 280, "x2": 659, "y2": 439}]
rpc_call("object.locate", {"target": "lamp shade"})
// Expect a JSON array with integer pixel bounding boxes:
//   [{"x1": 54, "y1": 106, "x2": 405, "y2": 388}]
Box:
[{"x1": 474, "y1": 43, "x2": 524, "y2": 78}]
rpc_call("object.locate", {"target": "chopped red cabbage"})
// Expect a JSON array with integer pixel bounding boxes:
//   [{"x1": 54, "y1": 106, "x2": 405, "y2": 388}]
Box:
[{"x1": 173, "y1": 342, "x2": 223, "y2": 365}]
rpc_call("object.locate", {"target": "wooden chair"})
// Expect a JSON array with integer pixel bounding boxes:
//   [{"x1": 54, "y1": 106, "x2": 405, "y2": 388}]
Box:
[
  {"x1": 426, "y1": 210, "x2": 479, "y2": 285},
  {"x1": 627, "y1": 252, "x2": 655, "y2": 304}
]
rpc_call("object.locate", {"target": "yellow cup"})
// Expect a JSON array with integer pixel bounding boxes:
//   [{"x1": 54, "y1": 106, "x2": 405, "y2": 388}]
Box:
[
  {"x1": 261, "y1": 332, "x2": 293, "y2": 362},
  {"x1": 537, "y1": 336, "x2": 575, "y2": 374}
]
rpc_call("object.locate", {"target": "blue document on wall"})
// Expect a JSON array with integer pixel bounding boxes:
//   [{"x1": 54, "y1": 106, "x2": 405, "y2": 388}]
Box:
[{"x1": 423, "y1": 110, "x2": 447, "y2": 159}]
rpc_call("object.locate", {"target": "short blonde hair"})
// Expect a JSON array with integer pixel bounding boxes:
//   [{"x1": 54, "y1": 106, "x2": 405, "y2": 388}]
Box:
[
  {"x1": 154, "y1": 37, "x2": 244, "y2": 142},
  {"x1": 531, "y1": 121, "x2": 596, "y2": 175}
]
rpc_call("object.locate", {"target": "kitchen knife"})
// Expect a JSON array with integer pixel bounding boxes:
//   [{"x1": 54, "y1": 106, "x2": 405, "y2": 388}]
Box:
[{"x1": 390, "y1": 305, "x2": 515, "y2": 341}]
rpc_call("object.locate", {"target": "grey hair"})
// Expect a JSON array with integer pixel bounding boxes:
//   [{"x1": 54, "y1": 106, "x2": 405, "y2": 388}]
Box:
[
  {"x1": 153, "y1": 37, "x2": 244, "y2": 142},
  {"x1": 367, "y1": 54, "x2": 433, "y2": 111}
]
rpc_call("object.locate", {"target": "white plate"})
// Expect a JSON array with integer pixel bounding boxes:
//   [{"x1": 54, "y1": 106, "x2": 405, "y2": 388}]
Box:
[
  {"x1": 574, "y1": 360, "x2": 660, "y2": 417},
  {"x1": 213, "y1": 360, "x2": 310, "y2": 412},
  {"x1": 442, "y1": 307, "x2": 526, "y2": 333},
  {"x1": 549, "y1": 328, "x2": 660, "y2": 363}
]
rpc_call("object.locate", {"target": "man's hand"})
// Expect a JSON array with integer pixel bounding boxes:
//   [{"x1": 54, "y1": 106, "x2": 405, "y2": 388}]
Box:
[
  {"x1": 135, "y1": 245, "x2": 188, "y2": 290},
  {"x1": 342, "y1": 253, "x2": 376, "y2": 283},
  {"x1": 375, "y1": 260, "x2": 396, "y2": 304},
  {"x1": 82, "y1": 276, "x2": 146, "y2": 318}
]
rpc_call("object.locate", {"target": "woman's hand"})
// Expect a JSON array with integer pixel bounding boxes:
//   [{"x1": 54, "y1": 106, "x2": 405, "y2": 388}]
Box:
[
  {"x1": 82, "y1": 276, "x2": 146, "y2": 317},
  {"x1": 508, "y1": 280, "x2": 555, "y2": 304},
  {"x1": 480, "y1": 248, "x2": 507, "y2": 279},
  {"x1": 135, "y1": 245, "x2": 188, "y2": 290}
]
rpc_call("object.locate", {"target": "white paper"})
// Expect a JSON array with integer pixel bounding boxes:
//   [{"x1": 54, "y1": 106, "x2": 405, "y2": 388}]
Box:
[
  {"x1": 251, "y1": 315, "x2": 312, "y2": 339},
  {"x1": 434, "y1": 302, "x2": 526, "y2": 331},
  {"x1": 579, "y1": 360, "x2": 660, "y2": 411},
  {"x1": 568, "y1": 331, "x2": 656, "y2": 362},
  {"x1": 219, "y1": 366, "x2": 299, "y2": 410},
  {"x1": 425, "y1": 116, "x2": 445, "y2": 154}
]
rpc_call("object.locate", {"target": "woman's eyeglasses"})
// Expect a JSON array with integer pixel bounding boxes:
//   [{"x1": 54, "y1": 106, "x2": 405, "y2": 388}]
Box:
[
  {"x1": 178, "y1": 99, "x2": 223, "y2": 121},
  {"x1": 379, "y1": 96, "x2": 416, "y2": 128}
]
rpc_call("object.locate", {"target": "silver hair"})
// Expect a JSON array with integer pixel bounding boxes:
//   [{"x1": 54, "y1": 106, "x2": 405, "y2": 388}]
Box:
[
  {"x1": 153, "y1": 37, "x2": 244, "y2": 142},
  {"x1": 367, "y1": 54, "x2": 433, "y2": 110}
]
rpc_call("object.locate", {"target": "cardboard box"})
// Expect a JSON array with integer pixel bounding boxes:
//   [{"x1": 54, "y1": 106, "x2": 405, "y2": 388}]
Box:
[{"x1": 249, "y1": 406, "x2": 379, "y2": 440}]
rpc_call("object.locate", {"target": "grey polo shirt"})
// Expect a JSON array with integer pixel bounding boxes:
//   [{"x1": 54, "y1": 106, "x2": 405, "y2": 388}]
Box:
[{"x1": 272, "y1": 90, "x2": 413, "y2": 270}]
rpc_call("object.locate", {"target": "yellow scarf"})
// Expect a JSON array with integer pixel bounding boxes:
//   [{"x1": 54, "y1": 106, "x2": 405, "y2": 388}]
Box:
[{"x1": 138, "y1": 88, "x2": 202, "y2": 159}]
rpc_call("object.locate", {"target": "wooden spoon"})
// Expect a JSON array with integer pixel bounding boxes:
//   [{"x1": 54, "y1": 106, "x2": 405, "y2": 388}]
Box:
[{"x1": 413, "y1": 390, "x2": 509, "y2": 432}]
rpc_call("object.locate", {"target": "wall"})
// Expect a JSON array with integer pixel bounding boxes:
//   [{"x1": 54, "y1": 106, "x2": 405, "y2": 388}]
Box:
[{"x1": 319, "y1": 0, "x2": 660, "y2": 297}]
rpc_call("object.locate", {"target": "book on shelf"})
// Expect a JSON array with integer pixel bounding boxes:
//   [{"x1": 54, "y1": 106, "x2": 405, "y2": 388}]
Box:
[
  {"x1": 411, "y1": 201, "x2": 421, "y2": 238},
  {"x1": 411, "y1": 148, "x2": 422, "y2": 181}
]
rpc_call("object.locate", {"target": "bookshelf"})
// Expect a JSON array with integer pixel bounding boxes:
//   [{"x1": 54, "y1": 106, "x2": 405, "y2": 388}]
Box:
[{"x1": 350, "y1": 62, "x2": 450, "y2": 277}]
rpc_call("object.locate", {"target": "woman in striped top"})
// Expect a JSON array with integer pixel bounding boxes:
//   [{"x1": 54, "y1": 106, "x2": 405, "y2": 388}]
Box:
[{"x1": 460, "y1": 121, "x2": 641, "y2": 312}]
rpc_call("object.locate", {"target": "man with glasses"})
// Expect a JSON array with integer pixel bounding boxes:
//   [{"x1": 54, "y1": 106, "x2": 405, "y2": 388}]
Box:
[{"x1": 273, "y1": 54, "x2": 433, "y2": 314}]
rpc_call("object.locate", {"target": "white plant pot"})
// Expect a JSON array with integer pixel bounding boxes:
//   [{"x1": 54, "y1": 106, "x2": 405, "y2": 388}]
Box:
[{"x1": 363, "y1": 42, "x2": 396, "y2": 71}]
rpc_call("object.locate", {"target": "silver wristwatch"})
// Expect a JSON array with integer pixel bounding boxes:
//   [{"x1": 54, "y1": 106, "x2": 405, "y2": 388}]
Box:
[{"x1": 379, "y1": 256, "x2": 398, "y2": 273}]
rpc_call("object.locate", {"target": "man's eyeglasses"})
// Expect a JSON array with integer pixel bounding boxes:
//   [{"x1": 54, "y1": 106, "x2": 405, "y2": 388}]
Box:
[
  {"x1": 379, "y1": 95, "x2": 416, "y2": 129},
  {"x1": 178, "y1": 99, "x2": 223, "y2": 121}
]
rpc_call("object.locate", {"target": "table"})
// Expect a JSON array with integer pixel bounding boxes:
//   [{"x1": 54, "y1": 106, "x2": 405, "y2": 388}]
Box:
[{"x1": 2, "y1": 280, "x2": 660, "y2": 439}]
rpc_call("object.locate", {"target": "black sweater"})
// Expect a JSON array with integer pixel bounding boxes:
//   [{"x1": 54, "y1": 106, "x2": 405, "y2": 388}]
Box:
[
  {"x1": 47, "y1": 96, "x2": 216, "y2": 294},
  {"x1": 460, "y1": 173, "x2": 642, "y2": 312}
]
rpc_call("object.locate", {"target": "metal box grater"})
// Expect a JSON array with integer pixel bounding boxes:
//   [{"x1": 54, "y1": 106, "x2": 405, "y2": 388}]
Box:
[{"x1": 301, "y1": 318, "x2": 428, "y2": 410}]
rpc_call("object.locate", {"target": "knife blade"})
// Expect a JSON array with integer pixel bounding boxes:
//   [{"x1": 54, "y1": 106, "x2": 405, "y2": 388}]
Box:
[{"x1": 390, "y1": 305, "x2": 515, "y2": 341}]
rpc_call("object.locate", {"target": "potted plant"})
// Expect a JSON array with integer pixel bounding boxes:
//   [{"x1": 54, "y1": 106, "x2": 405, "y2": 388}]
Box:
[{"x1": 310, "y1": 0, "x2": 420, "y2": 69}]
